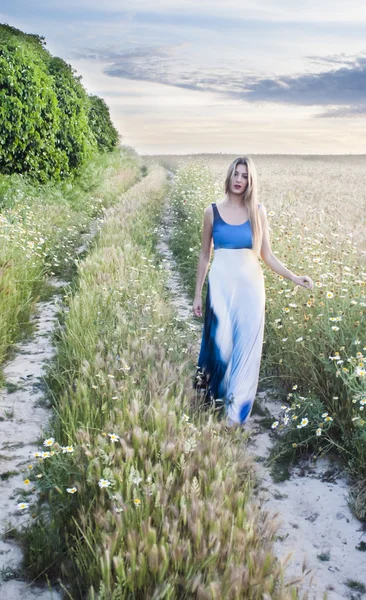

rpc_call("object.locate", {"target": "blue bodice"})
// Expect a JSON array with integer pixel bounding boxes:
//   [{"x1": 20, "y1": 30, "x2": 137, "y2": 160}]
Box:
[{"x1": 212, "y1": 202, "x2": 261, "y2": 250}]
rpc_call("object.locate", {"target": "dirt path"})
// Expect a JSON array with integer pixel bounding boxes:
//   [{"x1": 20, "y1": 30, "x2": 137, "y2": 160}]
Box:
[
  {"x1": 157, "y1": 179, "x2": 366, "y2": 600},
  {"x1": 0, "y1": 215, "x2": 104, "y2": 599}
]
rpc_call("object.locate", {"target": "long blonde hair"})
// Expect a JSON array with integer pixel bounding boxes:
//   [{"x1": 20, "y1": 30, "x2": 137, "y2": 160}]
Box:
[{"x1": 224, "y1": 156, "x2": 262, "y2": 257}]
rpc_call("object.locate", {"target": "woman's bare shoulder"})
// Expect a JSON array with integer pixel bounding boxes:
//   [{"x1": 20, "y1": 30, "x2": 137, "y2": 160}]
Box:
[{"x1": 203, "y1": 204, "x2": 214, "y2": 227}]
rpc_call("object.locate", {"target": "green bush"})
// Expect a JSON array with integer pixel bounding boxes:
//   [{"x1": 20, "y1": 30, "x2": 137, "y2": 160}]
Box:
[
  {"x1": 48, "y1": 57, "x2": 98, "y2": 176},
  {"x1": 88, "y1": 95, "x2": 121, "y2": 152},
  {"x1": 0, "y1": 23, "x2": 120, "y2": 182},
  {"x1": 0, "y1": 38, "x2": 68, "y2": 183}
]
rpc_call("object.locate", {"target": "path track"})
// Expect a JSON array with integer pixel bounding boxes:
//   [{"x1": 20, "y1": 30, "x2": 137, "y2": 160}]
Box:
[{"x1": 0, "y1": 216, "x2": 104, "y2": 599}]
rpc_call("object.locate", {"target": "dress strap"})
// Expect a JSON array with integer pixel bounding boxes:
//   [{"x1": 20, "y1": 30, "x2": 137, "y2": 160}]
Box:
[{"x1": 211, "y1": 202, "x2": 219, "y2": 222}]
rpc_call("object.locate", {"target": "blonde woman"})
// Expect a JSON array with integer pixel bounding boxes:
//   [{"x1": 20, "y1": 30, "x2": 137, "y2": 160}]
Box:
[{"x1": 193, "y1": 156, "x2": 313, "y2": 427}]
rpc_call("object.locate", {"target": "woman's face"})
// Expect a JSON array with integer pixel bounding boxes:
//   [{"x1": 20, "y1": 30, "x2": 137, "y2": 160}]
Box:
[{"x1": 230, "y1": 163, "x2": 248, "y2": 195}]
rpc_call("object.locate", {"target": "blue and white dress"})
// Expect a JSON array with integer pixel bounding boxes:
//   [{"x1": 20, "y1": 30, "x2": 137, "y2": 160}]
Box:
[{"x1": 195, "y1": 202, "x2": 265, "y2": 426}]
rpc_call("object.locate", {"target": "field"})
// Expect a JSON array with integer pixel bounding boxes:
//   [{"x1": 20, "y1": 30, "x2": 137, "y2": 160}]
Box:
[
  {"x1": 1, "y1": 151, "x2": 365, "y2": 598},
  {"x1": 147, "y1": 153, "x2": 366, "y2": 493}
]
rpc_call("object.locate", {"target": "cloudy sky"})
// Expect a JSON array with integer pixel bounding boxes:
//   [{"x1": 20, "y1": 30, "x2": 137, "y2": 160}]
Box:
[{"x1": 1, "y1": 1, "x2": 366, "y2": 154}]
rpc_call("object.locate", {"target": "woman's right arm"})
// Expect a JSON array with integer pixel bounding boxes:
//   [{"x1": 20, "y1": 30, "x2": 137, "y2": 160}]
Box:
[{"x1": 193, "y1": 206, "x2": 214, "y2": 317}]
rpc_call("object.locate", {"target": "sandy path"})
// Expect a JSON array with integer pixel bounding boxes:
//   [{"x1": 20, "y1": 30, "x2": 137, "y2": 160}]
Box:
[
  {"x1": 158, "y1": 178, "x2": 366, "y2": 600},
  {"x1": 0, "y1": 216, "x2": 104, "y2": 599}
]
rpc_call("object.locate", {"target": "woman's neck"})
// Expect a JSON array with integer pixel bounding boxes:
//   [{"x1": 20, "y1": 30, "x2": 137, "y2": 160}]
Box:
[{"x1": 226, "y1": 192, "x2": 245, "y2": 206}]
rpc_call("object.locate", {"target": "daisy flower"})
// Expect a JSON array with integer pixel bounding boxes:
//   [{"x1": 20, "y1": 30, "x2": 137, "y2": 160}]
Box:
[
  {"x1": 43, "y1": 438, "x2": 55, "y2": 447},
  {"x1": 98, "y1": 479, "x2": 111, "y2": 489}
]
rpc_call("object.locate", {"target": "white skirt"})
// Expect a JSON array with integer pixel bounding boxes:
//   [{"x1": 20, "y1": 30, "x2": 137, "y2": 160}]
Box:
[{"x1": 195, "y1": 248, "x2": 265, "y2": 425}]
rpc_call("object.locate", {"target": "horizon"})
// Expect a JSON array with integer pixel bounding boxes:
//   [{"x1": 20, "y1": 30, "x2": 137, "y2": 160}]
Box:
[{"x1": 141, "y1": 151, "x2": 366, "y2": 156}]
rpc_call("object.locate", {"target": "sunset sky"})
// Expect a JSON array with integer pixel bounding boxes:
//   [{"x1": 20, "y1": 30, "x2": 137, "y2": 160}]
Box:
[{"x1": 2, "y1": 1, "x2": 366, "y2": 154}]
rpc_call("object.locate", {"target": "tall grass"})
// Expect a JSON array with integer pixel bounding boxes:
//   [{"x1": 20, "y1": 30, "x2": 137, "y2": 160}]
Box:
[
  {"x1": 0, "y1": 146, "x2": 141, "y2": 375},
  {"x1": 20, "y1": 165, "x2": 306, "y2": 599},
  {"x1": 168, "y1": 159, "x2": 366, "y2": 516}
]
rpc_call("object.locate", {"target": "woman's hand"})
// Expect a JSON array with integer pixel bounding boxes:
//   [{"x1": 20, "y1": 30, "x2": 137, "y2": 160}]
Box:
[
  {"x1": 193, "y1": 294, "x2": 203, "y2": 317},
  {"x1": 292, "y1": 274, "x2": 314, "y2": 289}
]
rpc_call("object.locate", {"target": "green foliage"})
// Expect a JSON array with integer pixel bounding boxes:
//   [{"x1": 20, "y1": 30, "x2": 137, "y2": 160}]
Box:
[
  {"x1": 0, "y1": 38, "x2": 67, "y2": 183},
  {"x1": 0, "y1": 23, "x2": 120, "y2": 183},
  {"x1": 88, "y1": 95, "x2": 120, "y2": 152},
  {"x1": 48, "y1": 57, "x2": 98, "y2": 176}
]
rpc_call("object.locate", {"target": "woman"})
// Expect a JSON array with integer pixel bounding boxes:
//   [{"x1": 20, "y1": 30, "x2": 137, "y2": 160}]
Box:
[{"x1": 192, "y1": 156, "x2": 313, "y2": 427}]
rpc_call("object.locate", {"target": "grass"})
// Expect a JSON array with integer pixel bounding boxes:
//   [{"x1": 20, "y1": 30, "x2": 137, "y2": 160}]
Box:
[
  {"x1": 0, "y1": 470, "x2": 18, "y2": 481},
  {"x1": 0, "y1": 146, "x2": 142, "y2": 382},
  {"x1": 167, "y1": 157, "x2": 366, "y2": 518},
  {"x1": 316, "y1": 551, "x2": 330, "y2": 562},
  {"x1": 17, "y1": 165, "x2": 306, "y2": 599},
  {"x1": 356, "y1": 541, "x2": 366, "y2": 552},
  {"x1": 345, "y1": 580, "x2": 366, "y2": 594}
]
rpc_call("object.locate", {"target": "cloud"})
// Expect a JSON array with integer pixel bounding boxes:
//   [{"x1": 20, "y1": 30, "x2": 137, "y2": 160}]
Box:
[
  {"x1": 241, "y1": 56, "x2": 366, "y2": 106},
  {"x1": 316, "y1": 104, "x2": 366, "y2": 118},
  {"x1": 70, "y1": 45, "x2": 258, "y2": 94},
  {"x1": 71, "y1": 45, "x2": 366, "y2": 116}
]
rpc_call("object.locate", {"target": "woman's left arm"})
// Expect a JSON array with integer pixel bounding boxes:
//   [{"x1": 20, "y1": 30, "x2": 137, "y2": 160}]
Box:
[{"x1": 259, "y1": 205, "x2": 313, "y2": 290}]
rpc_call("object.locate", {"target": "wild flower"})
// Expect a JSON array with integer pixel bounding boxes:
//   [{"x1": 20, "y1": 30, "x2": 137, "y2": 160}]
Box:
[
  {"x1": 108, "y1": 433, "x2": 120, "y2": 443},
  {"x1": 17, "y1": 502, "x2": 29, "y2": 510},
  {"x1": 23, "y1": 479, "x2": 30, "y2": 485},
  {"x1": 61, "y1": 446, "x2": 74, "y2": 453},
  {"x1": 43, "y1": 437, "x2": 55, "y2": 447},
  {"x1": 316, "y1": 428, "x2": 322, "y2": 436},
  {"x1": 98, "y1": 479, "x2": 111, "y2": 489},
  {"x1": 271, "y1": 421, "x2": 279, "y2": 428},
  {"x1": 67, "y1": 487, "x2": 77, "y2": 494},
  {"x1": 131, "y1": 475, "x2": 143, "y2": 485}
]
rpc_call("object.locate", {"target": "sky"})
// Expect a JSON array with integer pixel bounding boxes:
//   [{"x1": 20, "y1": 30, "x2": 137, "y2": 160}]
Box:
[{"x1": 1, "y1": 1, "x2": 366, "y2": 154}]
